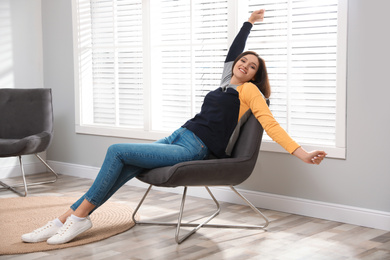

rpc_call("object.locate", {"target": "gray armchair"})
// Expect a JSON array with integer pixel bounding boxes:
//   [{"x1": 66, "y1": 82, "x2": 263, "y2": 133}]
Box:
[
  {"x1": 132, "y1": 112, "x2": 270, "y2": 244},
  {"x1": 0, "y1": 88, "x2": 58, "y2": 196}
]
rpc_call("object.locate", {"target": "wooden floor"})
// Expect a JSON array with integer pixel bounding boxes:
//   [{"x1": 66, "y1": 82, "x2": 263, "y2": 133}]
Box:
[{"x1": 0, "y1": 173, "x2": 389, "y2": 260}]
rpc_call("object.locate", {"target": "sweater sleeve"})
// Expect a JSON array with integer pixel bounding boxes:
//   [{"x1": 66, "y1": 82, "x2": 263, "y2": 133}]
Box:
[
  {"x1": 225, "y1": 22, "x2": 253, "y2": 63},
  {"x1": 239, "y1": 83, "x2": 301, "y2": 154}
]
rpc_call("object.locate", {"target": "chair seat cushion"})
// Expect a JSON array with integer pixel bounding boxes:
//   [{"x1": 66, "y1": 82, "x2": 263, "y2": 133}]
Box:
[
  {"x1": 137, "y1": 156, "x2": 255, "y2": 187},
  {"x1": 0, "y1": 132, "x2": 52, "y2": 157}
]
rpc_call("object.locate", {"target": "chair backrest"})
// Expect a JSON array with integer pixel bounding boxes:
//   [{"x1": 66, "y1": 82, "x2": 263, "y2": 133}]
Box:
[
  {"x1": 0, "y1": 88, "x2": 53, "y2": 139},
  {"x1": 230, "y1": 113, "x2": 264, "y2": 160}
]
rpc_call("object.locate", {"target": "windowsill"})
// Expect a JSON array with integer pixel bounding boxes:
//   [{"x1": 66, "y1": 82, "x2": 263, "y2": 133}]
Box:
[
  {"x1": 260, "y1": 141, "x2": 346, "y2": 159},
  {"x1": 76, "y1": 124, "x2": 346, "y2": 159}
]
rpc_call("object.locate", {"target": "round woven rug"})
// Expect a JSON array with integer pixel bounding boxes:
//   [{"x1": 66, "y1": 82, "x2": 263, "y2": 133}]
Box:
[{"x1": 0, "y1": 196, "x2": 138, "y2": 255}]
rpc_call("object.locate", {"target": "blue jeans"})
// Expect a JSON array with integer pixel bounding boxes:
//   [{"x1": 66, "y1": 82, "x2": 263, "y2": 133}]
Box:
[{"x1": 70, "y1": 128, "x2": 209, "y2": 214}]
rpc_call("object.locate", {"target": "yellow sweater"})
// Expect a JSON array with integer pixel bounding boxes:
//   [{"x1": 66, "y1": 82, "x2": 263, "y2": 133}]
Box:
[{"x1": 237, "y1": 82, "x2": 300, "y2": 154}]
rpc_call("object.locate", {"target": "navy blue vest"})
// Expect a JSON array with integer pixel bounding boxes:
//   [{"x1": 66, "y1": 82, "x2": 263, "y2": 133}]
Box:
[{"x1": 182, "y1": 87, "x2": 240, "y2": 158}]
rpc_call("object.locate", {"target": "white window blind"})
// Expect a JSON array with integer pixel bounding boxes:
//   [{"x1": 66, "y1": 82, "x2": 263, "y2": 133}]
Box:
[
  {"x1": 76, "y1": 0, "x2": 144, "y2": 128},
  {"x1": 150, "y1": 0, "x2": 228, "y2": 131},
  {"x1": 246, "y1": 0, "x2": 343, "y2": 148}
]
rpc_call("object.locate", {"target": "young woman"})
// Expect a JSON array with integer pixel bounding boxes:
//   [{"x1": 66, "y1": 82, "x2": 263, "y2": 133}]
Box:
[{"x1": 22, "y1": 9, "x2": 326, "y2": 245}]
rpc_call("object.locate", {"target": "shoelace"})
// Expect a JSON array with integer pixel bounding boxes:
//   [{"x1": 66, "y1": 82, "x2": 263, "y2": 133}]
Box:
[
  {"x1": 33, "y1": 222, "x2": 54, "y2": 234},
  {"x1": 55, "y1": 220, "x2": 74, "y2": 236}
]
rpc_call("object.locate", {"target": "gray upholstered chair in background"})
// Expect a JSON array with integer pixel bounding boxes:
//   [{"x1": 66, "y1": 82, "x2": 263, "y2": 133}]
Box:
[
  {"x1": 132, "y1": 112, "x2": 270, "y2": 244},
  {"x1": 0, "y1": 88, "x2": 58, "y2": 196}
]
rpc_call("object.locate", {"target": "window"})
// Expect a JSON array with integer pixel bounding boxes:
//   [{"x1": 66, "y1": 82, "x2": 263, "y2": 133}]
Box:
[
  {"x1": 245, "y1": 0, "x2": 347, "y2": 158},
  {"x1": 72, "y1": 0, "x2": 347, "y2": 158}
]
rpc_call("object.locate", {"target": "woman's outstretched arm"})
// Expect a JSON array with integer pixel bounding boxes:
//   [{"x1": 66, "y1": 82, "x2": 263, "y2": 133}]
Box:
[{"x1": 225, "y1": 9, "x2": 265, "y2": 63}]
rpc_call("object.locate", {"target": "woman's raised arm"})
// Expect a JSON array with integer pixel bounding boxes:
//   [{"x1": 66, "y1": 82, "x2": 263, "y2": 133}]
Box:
[{"x1": 225, "y1": 9, "x2": 265, "y2": 63}]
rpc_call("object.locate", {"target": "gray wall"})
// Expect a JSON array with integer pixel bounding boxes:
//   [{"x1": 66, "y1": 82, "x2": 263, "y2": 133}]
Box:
[
  {"x1": 36, "y1": 0, "x2": 390, "y2": 213},
  {"x1": 0, "y1": 0, "x2": 44, "y2": 169},
  {"x1": 2, "y1": 0, "x2": 43, "y2": 89}
]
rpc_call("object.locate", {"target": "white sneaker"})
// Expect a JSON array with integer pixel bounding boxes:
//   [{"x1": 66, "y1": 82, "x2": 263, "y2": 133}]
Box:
[
  {"x1": 47, "y1": 215, "x2": 92, "y2": 245},
  {"x1": 21, "y1": 221, "x2": 61, "y2": 243}
]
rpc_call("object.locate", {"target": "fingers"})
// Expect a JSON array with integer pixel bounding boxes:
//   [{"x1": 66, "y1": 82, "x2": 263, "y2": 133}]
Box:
[
  {"x1": 310, "y1": 156, "x2": 323, "y2": 164},
  {"x1": 255, "y1": 9, "x2": 265, "y2": 21},
  {"x1": 310, "y1": 151, "x2": 327, "y2": 165},
  {"x1": 249, "y1": 9, "x2": 265, "y2": 23},
  {"x1": 254, "y1": 9, "x2": 265, "y2": 14}
]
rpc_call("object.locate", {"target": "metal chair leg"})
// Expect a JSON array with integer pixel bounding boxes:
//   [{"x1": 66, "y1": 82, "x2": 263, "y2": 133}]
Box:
[
  {"x1": 0, "y1": 154, "x2": 58, "y2": 197},
  {"x1": 0, "y1": 156, "x2": 28, "y2": 196},
  {"x1": 174, "y1": 186, "x2": 221, "y2": 243},
  {"x1": 132, "y1": 184, "x2": 153, "y2": 224},
  {"x1": 132, "y1": 185, "x2": 269, "y2": 244},
  {"x1": 132, "y1": 185, "x2": 221, "y2": 244},
  {"x1": 229, "y1": 186, "x2": 270, "y2": 229}
]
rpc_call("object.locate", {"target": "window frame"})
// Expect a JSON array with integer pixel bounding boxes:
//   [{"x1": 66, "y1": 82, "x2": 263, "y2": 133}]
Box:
[{"x1": 71, "y1": 0, "x2": 348, "y2": 159}]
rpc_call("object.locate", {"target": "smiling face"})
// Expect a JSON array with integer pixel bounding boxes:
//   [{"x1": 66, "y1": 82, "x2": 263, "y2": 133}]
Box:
[{"x1": 231, "y1": 54, "x2": 260, "y2": 85}]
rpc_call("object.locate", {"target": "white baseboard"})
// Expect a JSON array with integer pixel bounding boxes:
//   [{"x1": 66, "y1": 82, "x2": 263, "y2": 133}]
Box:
[
  {"x1": 48, "y1": 160, "x2": 390, "y2": 231},
  {"x1": 0, "y1": 161, "x2": 46, "y2": 179}
]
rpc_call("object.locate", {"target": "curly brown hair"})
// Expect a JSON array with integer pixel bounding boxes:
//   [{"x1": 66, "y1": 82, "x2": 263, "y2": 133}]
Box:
[{"x1": 231, "y1": 51, "x2": 271, "y2": 98}]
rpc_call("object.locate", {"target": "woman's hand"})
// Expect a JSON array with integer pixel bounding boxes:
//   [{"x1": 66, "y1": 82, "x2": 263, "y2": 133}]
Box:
[
  {"x1": 248, "y1": 9, "x2": 265, "y2": 24},
  {"x1": 292, "y1": 147, "x2": 327, "y2": 165}
]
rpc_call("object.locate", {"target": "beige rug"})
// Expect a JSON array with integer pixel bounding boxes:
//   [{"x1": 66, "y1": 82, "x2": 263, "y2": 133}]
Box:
[{"x1": 0, "y1": 196, "x2": 138, "y2": 255}]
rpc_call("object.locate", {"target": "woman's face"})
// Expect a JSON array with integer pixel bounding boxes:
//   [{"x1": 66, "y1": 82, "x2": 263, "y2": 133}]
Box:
[{"x1": 232, "y1": 54, "x2": 259, "y2": 84}]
